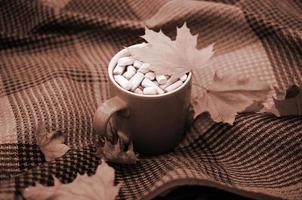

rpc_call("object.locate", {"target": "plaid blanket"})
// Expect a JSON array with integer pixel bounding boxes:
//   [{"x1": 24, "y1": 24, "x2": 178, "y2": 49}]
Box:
[{"x1": 0, "y1": 0, "x2": 302, "y2": 199}]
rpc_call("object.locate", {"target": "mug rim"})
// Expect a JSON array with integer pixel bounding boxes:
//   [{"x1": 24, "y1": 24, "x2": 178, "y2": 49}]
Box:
[{"x1": 108, "y1": 43, "x2": 192, "y2": 98}]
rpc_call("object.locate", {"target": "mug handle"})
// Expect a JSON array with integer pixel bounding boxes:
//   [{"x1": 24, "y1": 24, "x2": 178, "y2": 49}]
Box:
[{"x1": 93, "y1": 96, "x2": 128, "y2": 141}]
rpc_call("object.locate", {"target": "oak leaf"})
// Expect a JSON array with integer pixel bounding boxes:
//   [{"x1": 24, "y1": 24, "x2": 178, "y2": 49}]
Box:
[
  {"x1": 23, "y1": 160, "x2": 120, "y2": 200},
  {"x1": 193, "y1": 73, "x2": 271, "y2": 124},
  {"x1": 128, "y1": 23, "x2": 214, "y2": 79},
  {"x1": 36, "y1": 123, "x2": 70, "y2": 161}
]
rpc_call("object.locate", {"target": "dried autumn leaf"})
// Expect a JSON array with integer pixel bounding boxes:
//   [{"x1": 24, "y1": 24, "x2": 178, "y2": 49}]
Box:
[
  {"x1": 193, "y1": 73, "x2": 271, "y2": 124},
  {"x1": 128, "y1": 23, "x2": 214, "y2": 79},
  {"x1": 36, "y1": 123, "x2": 70, "y2": 161},
  {"x1": 128, "y1": 23, "x2": 274, "y2": 124},
  {"x1": 98, "y1": 139, "x2": 138, "y2": 164},
  {"x1": 273, "y1": 85, "x2": 302, "y2": 116},
  {"x1": 23, "y1": 160, "x2": 121, "y2": 200},
  {"x1": 23, "y1": 178, "x2": 60, "y2": 200}
]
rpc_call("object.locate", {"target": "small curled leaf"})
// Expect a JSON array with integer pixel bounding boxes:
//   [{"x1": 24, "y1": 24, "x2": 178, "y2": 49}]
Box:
[
  {"x1": 98, "y1": 138, "x2": 138, "y2": 164},
  {"x1": 273, "y1": 85, "x2": 302, "y2": 116},
  {"x1": 36, "y1": 123, "x2": 70, "y2": 161}
]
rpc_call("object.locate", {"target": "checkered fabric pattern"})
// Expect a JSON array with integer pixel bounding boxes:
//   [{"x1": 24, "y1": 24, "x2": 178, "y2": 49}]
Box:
[{"x1": 0, "y1": 0, "x2": 302, "y2": 199}]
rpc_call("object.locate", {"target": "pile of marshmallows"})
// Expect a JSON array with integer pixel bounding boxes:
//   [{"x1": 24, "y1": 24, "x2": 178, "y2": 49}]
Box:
[{"x1": 113, "y1": 56, "x2": 188, "y2": 95}]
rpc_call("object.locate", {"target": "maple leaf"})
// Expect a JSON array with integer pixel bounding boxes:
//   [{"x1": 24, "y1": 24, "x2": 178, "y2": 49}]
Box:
[
  {"x1": 23, "y1": 160, "x2": 121, "y2": 200},
  {"x1": 129, "y1": 22, "x2": 273, "y2": 124},
  {"x1": 270, "y1": 85, "x2": 302, "y2": 116},
  {"x1": 192, "y1": 73, "x2": 271, "y2": 124},
  {"x1": 36, "y1": 123, "x2": 70, "y2": 161},
  {"x1": 128, "y1": 23, "x2": 214, "y2": 79}
]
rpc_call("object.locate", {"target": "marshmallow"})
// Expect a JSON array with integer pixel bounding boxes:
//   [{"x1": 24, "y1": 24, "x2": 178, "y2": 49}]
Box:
[
  {"x1": 143, "y1": 87, "x2": 157, "y2": 95},
  {"x1": 133, "y1": 60, "x2": 143, "y2": 68},
  {"x1": 152, "y1": 81, "x2": 159, "y2": 86},
  {"x1": 127, "y1": 65, "x2": 136, "y2": 72},
  {"x1": 138, "y1": 63, "x2": 150, "y2": 74},
  {"x1": 145, "y1": 72, "x2": 155, "y2": 80},
  {"x1": 129, "y1": 72, "x2": 144, "y2": 91},
  {"x1": 118, "y1": 56, "x2": 135, "y2": 67},
  {"x1": 142, "y1": 78, "x2": 164, "y2": 94},
  {"x1": 180, "y1": 74, "x2": 187, "y2": 82},
  {"x1": 123, "y1": 65, "x2": 136, "y2": 79},
  {"x1": 156, "y1": 75, "x2": 167, "y2": 84},
  {"x1": 165, "y1": 80, "x2": 183, "y2": 92},
  {"x1": 159, "y1": 77, "x2": 178, "y2": 89},
  {"x1": 113, "y1": 65, "x2": 126, "y2": 75},
  {"x1": 134, "y1": 88, "x2": 143, "y2": 94},
  {"x1": 141, "y1": 78, "x2": 154, "y2": 87},
  {"x1": 114, "y1": 75, "x2": 132, "y2": 90}
]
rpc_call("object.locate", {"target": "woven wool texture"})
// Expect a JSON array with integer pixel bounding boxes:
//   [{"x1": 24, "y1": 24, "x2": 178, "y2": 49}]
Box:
[{"x1": 0, "y1": 0, "x2": 302, "y2": 199}]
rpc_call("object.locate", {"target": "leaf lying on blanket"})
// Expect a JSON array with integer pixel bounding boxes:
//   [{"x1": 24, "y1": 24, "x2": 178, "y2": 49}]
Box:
[
  {"x1": 192, "y1": 73, "x2": 271, "y2": 124},
  {"x1": 98, "y1": 139, "x2": 138, "y2": 164},
  {"x1": 128, "y1": 23, "x2": 214, "y2": 80},
  {"x1": 272, "y1": 85, "x2": 302, "y2": 116},
  {"x1": 23, "y1": 160, "x2": 120, "y2": 200},
  {"x1": 36, "y1": 123, "x2": 70, "y2": 161}
]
